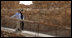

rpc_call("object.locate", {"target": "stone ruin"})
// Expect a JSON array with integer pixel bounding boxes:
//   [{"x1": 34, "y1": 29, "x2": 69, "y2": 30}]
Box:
[{"x1": 1, "y1": 1, "x2": 71, "y2": 37}]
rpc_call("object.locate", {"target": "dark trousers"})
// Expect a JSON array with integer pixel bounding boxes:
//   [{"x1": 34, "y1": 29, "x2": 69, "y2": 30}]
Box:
[{"x1": 20, "y1": 21, "x2": 24, "y2": 30}]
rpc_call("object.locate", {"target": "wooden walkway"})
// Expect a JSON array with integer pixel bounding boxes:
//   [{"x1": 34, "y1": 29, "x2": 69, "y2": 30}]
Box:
[{"x1": 1, "y1": 27, "x2": 55, "y2": 37}]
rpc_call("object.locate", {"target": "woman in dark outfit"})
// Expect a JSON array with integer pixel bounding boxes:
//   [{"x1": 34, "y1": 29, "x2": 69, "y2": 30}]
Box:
[{"x1": 11, "y1": 9, "x2": 24, "y2": 32}]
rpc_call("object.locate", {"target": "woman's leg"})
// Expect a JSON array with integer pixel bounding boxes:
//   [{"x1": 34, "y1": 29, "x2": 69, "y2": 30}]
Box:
[
  {"x1": 15, "y1": 21, "x2": 21, "y2": 32},
  {"x1": 21, "y1": 21, "x2": 24, "y2": 30}
]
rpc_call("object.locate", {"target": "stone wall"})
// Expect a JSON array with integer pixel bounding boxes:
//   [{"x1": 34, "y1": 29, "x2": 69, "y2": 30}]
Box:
[
  {"x1": 1, "y1": 16, "x2": 71, "y2": 37},
  {"x1": 1, "y1": 1, "x2": 71, "y2": 37},
  {"x1": 1, "y1": 29, "x2": 25, "y2": 37}
]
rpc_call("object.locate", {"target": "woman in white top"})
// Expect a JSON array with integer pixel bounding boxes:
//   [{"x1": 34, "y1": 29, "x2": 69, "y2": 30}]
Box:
[{"x1": 11, "y1": 9, "x2": 24, "y2": 32}]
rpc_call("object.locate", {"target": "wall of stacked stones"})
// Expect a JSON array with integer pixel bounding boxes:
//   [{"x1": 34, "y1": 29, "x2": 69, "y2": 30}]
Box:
[
  {"x1": 1, "y1": 30, "x2": 25, "y2": 37},
  {"x1": 1, "y1": 1, "x2": 71, "y2": 37},
  {"x1": 1, "y1": 15, "x2": 71, "y2": 37}
]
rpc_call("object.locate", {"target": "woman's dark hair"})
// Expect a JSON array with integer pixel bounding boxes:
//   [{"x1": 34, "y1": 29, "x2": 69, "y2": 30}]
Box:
[{"x1": 18, "y1": 9, "x2": 23, "y2": 12}]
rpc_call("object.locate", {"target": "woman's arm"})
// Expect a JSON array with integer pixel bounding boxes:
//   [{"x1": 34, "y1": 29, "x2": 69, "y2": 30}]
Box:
[
  {"x1": 11, "y1": 13, "x2": 17, "y2": 18},
  {"x1": 23, "y1": 15, "x2": 24, "y2": 20}
]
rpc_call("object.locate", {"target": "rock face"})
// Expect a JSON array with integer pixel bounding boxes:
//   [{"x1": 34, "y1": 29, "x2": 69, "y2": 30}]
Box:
[
  {"x1": 1, "y1": 1, "x2": 19, "y2": 9},
  {"x1": 1, "y1": 29, "x2": 25, "y2": 37},
  {"x1": 1, "y1": 1, "x2": 71, "y2": 37}
]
